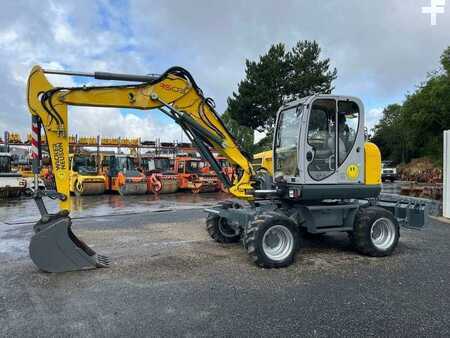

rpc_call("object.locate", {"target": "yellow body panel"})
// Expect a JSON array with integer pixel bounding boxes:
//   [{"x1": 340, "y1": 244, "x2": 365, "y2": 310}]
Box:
[
  {"x1": 253, "y1": 150, "x2": 273, "y2": 175},
  {"x1": 364, "y1": 142, "x2": 381, "y2": 185}
]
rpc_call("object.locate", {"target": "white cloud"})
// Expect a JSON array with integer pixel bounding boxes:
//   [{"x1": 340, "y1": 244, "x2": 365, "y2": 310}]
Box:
[
  {"x1": 1, "y1": 0, "x2": 449, "y2": 146},
  {"x1": 69, "y1": 106, "x2": 183, "y2": 142},
  {"x1": 0, "y1": 0, "x2": 165, "y2": 142},
  {"x1": 0, "y1": 29, "x2": 18, "y2": 45},
  {"x1": 366, "y1": 108, "x2": 384, "y2": 132},
  {"x1": 254, "y1": 129, "x2": 266, "y2": 144}
]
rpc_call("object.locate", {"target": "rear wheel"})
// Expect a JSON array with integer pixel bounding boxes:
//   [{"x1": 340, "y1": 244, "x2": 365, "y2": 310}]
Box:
[
  {"x1": 245, "y1": 213, "x2": 299, "y2": 268},
  {"x1": 350, "y1": 206, "x2": 399, "y2": 257},
  {"x1": 206, "y1": 214, "x2": 241, "y2": 243}
]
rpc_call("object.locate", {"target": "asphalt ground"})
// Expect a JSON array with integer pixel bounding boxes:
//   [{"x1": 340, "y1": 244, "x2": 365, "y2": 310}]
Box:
[{"x1": 0, "y1": 188, "x2": 449, "y2": 337}]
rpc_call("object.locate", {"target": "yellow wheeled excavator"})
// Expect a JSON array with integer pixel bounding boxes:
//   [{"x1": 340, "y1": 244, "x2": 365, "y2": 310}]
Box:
[{"x1": 27, "y1": 65, "x2": 427, "y2": 272}]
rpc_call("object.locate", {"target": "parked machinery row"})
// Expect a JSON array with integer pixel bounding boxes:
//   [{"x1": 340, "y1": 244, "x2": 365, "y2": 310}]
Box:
[
  {"x1": 2, "y1": 151, "x2": 234, "y2": 198},
  {"x1": 0, "y1": 152, "x2": 46, "y2": 198},
  {"x1": 51, "y1": 153, "x2": 233, "y2": 196}
]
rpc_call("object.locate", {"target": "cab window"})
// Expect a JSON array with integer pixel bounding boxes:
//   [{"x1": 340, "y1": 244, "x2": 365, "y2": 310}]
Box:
[
  {"x1": 274, "y1": 105, "x2": 303, "y2": 178},
  {"x1": 178, "y1": 161, "x2": 185, "y2": 173},
  {"x1": 337, "y1": 101, "x2": 359, "y2": 166},
  {"x1": 307, "y1": 99, "x2": 336, "y2": 181}
]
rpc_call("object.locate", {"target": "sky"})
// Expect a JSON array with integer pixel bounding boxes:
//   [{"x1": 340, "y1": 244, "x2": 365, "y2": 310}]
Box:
[{"x1": 0, "y1": 0, "x2": 449, "y2": 143}]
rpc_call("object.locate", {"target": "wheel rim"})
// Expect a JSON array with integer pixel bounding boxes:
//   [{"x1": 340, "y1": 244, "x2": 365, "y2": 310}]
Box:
[
  {"x1": 218, "y1": 218, "x2": 236, "y2": 238},
  {"x1": 262, "y1": 225, "x2": 294, "y2": 261},
  {"x1": 370, "y1": 218, "x2": 396, "y2": 250}
]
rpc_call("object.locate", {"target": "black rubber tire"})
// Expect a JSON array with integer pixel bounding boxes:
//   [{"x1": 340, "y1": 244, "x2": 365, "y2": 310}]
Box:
[
  {"x1": 245, "y1": 212, "x2": 299, "y2": 268},
  {"x1": 350, "y1": 206, "x2": 400, "y2": 257},
  {"x1": 206, "y1": 213, "x2": 240, "y2": 243}
]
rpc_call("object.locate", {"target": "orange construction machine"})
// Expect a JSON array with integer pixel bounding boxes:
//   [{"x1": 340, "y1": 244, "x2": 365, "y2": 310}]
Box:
[
  {"x1": 174, "y1": 156, "x2": 220, "y2": 193},
  {"x1": 141, "y1": 156, "x2": 178, "y2": 194},
  {"x1": 101, "y1": 155, "x2": 147, "y2": 195},
  {"x1": 216, "y1": 156, "x2": 236, "y2": 192},
  {"x1": 202, "y1": 156, "x2": 236, "y2": 192}
]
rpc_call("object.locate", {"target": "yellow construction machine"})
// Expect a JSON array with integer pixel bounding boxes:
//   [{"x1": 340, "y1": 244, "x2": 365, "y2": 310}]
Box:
[
  {"x1": 69, "y1": 154, "x2": 105, "y2": 196},
  {"x1": 253, "y1": 150, "x2": 273, "y2": 175},
  {"x1": 26, "y1": 66, "x2": 427, "y2": 272}
]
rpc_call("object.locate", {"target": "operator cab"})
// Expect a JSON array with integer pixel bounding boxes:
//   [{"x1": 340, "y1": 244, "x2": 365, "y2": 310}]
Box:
[
  {"x1": 177, "y1": 158, "x2": 207, "y2": 175},
  {"x1": 0, "y1": 153, "x2": 21, "y2": 177},
  {"x1": 70, "y1": 155, "x2": 98, "y2": 176},
  {"x1": 104, "y1": 155, "x2": 141, "y2": 178},
  {"x1": 0, "y1": 153, "x2": 12, "y2": 174},
  {"x1": 142, "y1": 157, "x2": 172, "y2": 174},
  {"x1": 273, "y1": 95, "x2": 380, "y2": 200}
]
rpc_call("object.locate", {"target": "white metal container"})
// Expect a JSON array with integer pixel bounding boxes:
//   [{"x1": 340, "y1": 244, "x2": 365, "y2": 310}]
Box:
[{"x1": 444, "y1": 130, "x2": 450, "y2": 218}]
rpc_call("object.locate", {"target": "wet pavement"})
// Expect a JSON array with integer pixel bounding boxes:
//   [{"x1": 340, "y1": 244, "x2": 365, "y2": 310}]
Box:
[
  {"x1": 0, "y1": 184, "x2": 449, "y2": 336},
  {"x1": 0, "y1": 182, "x2": 404, "y2": 225},
  {"x1": 0, "y1": 191, "x2": 230, "y2": 225},
  {"x1": 0, "y1": 191, "x2": 229, "y2": 266}
]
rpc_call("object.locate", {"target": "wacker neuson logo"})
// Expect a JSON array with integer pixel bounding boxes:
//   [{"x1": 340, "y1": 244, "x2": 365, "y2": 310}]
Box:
[{"x1": 422, "y1": 0, "x2": 446, "y2": 25}]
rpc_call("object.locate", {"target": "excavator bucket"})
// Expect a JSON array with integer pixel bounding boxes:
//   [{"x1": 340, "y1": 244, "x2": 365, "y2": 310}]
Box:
[{"x1": 29, "y1": 211, "x2": 109, "y2": 273}]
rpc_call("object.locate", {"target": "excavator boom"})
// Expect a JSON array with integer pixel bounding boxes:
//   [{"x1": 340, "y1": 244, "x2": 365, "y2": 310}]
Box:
[
  {"x1": 28, "y1": 66, "x2": 255, "y2": 206},
  {"x1": 26, "y1": 65, "x2": 256, "y2": 272}
]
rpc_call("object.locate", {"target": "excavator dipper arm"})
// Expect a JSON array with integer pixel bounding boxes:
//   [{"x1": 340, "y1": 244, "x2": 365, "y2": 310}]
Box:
[{"x1": 26, "y1": 65, "x2": 256, "y2": 272}]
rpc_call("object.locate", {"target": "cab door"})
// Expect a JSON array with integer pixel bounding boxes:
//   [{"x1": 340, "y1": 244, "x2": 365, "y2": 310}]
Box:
[
  {"x1": 303, "y1": 98, "x2": 337, "y2": 184},
  {"x1": 335, "y1": 99, "x2": 364, "y2": 184},
  {"x1": 302, "y1": 97, "x2": 364, "y2": 185}
]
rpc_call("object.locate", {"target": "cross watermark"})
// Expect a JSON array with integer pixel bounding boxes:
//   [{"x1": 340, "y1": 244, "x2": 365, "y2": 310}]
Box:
[{"x1": 422, "y1": 0, "x2": 446, "y2": 25}]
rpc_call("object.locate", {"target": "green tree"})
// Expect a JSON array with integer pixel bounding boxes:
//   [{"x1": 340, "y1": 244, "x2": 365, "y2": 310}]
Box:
[
  {"x1": 441, "y1": 46, "x2": 450, "y2": 74},
  {"x1": 402, "y1": 73, "x2": 450, "y2": 162},
  {"x1": 371, "y1": 46, "x2": 450, "y2": 164},
  {"x1": 221, "y1": 110, "x2": 255, "y2": 155},
  {"x1": 227, "y1": 40, "x2": 337, "y2": 136},
  {"x1": 371, "y1": 104, "x2": 410, "y2": 163}
]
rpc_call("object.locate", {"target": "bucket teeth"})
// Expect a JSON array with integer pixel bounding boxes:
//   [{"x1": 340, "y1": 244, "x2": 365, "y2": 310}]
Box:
[{"x1": 96, "y1": 254, "x2": 110, "y2": 268}]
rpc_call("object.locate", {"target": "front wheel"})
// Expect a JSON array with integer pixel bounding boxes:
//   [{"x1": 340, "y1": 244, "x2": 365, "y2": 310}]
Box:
[
  {"x1": 245, "y1": 213, "x2": 299, "y2": 268},
  {"x1": 350, "y1": 206, "x2": 400, "y2": 257},
  {"x1": 206, "y1": 214, "x2": 241, "y2": 243}
]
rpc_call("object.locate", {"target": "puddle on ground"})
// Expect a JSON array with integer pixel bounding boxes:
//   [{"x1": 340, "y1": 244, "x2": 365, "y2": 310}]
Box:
[{"x1": 0, "y1": 192, "x2": 231, "y2": 224}]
